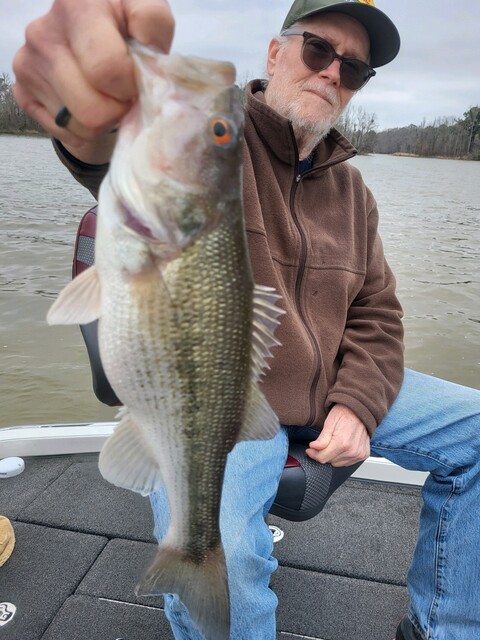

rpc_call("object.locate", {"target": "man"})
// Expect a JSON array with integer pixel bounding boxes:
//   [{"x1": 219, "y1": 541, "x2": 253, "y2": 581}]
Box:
[{"x1": 13, "y1": 1, "x2": 480, "y2": 639}]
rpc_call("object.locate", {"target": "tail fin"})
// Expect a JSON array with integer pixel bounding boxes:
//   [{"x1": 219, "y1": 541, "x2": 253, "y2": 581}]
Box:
[{"x1": 136, "y1": 543, "x2": 230, "y2": 640}]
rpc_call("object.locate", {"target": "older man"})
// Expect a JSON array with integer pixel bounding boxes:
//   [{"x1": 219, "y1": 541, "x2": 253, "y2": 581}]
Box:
[{"x1": 13, "y1": 1, "x2": 480, "y2": 639}]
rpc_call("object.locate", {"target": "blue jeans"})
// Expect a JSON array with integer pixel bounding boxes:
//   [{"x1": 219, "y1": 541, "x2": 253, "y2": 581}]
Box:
[
  {"x1": 371, "y1": 369, "x2": 480, "y2": 640},
  {"x1": 149, "y1": 369, "x2": 480, "y2": 640}
]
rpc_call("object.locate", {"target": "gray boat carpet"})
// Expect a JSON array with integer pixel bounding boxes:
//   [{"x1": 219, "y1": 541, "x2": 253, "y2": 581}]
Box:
[
  {"x1": 18, "y1": 457, "x2": 156, "y2": 543},
  {"x1": 0, "y1": 454, "x2": 423, "y2": 640},
  {"x1": 273, "y1": 565, "x2": 409, "y2": 640},
  {"x1": 41, "y1": 595, "x2": 175, "y2": 640},
  {"x1": 269, "y1": 479, "x2": 421, "y2": 585},
  {"x1": 0, "y1": 521, "x2": 107, "y2": 640}
]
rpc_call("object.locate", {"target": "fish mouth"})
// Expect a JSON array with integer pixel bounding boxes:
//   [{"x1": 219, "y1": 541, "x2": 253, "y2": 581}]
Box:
[{"x1": 120, "y1": 204, "x2": 162, "y2": 243}]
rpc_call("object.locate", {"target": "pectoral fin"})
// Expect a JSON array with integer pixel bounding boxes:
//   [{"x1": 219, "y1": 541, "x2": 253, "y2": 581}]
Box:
[
  {"x1": 99, "y1": 408, "x2": 163, "y2": 495},
  {"x1": 47, "y1": 266, "x2": 101, "y2": 325}
]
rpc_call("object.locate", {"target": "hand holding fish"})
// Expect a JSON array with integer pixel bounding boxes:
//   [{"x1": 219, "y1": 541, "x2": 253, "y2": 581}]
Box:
[{"x1": 13, "y1": 0, "x2": 174, "y2": 161}]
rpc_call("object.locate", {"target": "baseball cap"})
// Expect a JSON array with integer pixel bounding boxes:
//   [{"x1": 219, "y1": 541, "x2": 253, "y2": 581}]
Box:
[{"x1": 281, "y1": 0, "x2": 400, "y2": 67}]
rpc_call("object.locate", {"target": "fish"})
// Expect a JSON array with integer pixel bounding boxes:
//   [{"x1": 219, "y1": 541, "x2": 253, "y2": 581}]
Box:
[{"x1": 47, "y1": 42, "x2": 284, "y2": 639}]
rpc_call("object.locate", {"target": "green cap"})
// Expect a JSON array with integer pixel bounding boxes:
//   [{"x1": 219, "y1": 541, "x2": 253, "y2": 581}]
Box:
[{"x1": 281, "y1": 0, "x2": 400, "y2": 68}]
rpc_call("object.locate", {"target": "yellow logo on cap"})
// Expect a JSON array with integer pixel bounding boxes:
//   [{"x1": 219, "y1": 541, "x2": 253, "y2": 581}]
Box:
[{"x1": 358, "y1": 0, "x2": 376, "y2": 5}]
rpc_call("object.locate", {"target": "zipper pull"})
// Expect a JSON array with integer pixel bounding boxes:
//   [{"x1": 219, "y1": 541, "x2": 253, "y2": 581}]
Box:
[{"x1": 296, "y1": 173, "x2": 301, "y2": 183}]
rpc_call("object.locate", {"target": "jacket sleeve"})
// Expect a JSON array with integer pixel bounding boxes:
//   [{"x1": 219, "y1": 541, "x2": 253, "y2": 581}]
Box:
[
  {"x1": 326, "y1": 190, "x2": 404, "y2": 436},
  {"x1": 52, "y1": 139, "x2": 109, "y2": 200}
]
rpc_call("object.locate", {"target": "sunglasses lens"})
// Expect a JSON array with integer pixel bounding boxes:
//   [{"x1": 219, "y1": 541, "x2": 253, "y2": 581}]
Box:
[
  {"x1": 340, "y1": 59, "x2": 370, "y2": 90},
  {"x1": 302, "y1": 39, "x2": 334, "y2": 72},
  {"x1": 301, "y1": 35, "x2": 372, "y2": 91}
]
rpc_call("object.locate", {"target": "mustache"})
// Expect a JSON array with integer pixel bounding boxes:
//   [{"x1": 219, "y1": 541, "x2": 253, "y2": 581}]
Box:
[{"x1": 303, "y1": 84, "x2": 339, "y2": 108}]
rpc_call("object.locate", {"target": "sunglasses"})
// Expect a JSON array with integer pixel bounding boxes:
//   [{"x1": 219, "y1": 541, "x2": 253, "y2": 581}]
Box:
[{"x1": 281, "y1": 29, "x2": 376, "y2": 91}]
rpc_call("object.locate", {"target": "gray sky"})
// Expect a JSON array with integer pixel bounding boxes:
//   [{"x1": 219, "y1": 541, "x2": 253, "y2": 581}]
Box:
[{"x1": 1, "y1": 0, "x2": 479, "y2": 130}]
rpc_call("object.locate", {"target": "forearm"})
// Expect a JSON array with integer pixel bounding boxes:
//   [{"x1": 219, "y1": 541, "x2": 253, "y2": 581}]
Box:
[{"x1": 62, "y1": 131, "x2": 118, "y2": 166}]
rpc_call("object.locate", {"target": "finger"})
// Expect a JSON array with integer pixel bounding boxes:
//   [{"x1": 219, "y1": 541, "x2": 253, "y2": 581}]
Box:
[
  {"x1": 12, "y1": 83, "x2": 86, "y2": 149},
  {"x1": 66, "y1": 0, "x2": 174, "y2": 103},
  {"x1": 14, "y1": 56, "x2": 125, "y2": 143},
  {"x1": 68, "y1": 14, "x2": 138, "y2": 103},
  {"x1": 306, "y1": 444, "x2": 364, "y2": 467},
  {"x1": 49, "y1": 49, "x2": 132, "y2": 135},
  {"x1": 14, "y1": 21, "x2": 130, "y2": 140}
]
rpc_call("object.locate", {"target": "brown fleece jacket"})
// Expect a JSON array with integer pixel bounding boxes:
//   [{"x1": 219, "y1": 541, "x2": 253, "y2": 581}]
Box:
[{"x1": 53, "y1": 79, "x2": 404, "y2": 436}]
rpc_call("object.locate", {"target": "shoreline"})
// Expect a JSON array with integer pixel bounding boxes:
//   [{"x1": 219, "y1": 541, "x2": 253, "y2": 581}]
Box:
[
  {"x1": 0, "y1": 130, "x2": 47, "y2": 137},
  {"x1": 391, "y1": 151, "x2": 475, "y2": 161}
]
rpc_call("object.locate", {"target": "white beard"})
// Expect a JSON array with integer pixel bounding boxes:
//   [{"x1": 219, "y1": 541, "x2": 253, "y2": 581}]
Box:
[{"x1": 266, "y1": 80, "x2": 344, "y2": 148}]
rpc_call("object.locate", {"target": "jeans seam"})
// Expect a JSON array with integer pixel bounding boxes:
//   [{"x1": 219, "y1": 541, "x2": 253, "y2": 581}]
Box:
[
  {"x1": 371, "y1": 443, "x2": 457, "y2": 471},
  {"x1": 408, "y1": 609, "x2": 428, "y2": 640},
  {"x1": 426, "y1": 476, "x2": 458, "y2": 640}
]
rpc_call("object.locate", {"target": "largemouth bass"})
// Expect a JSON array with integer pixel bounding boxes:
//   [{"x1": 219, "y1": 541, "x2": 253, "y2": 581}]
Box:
[{"x1": 47, "y1": 43, "x2": 284, "y2": 639}]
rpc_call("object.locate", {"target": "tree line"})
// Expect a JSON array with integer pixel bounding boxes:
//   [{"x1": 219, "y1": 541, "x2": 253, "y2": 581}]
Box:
[
  {"x1": 1, "y1": 71, "x2": 479, "y2": 159},
  {"x1": 0, "y1": 73, "x2": 44, "y2": 134},
  {"x1": 337, "y1": 104, "x2": 479, "y2": 159}
]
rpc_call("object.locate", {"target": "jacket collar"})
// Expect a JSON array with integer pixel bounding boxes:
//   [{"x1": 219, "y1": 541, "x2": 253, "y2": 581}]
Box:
[{"x1": 245, "y1": 79, "x2": 357, "y2": 171}]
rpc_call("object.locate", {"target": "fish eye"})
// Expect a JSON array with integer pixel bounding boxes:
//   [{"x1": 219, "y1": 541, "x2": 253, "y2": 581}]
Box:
[{"x1": 210, "y1": 116, "x2": 235, "y2": 147}]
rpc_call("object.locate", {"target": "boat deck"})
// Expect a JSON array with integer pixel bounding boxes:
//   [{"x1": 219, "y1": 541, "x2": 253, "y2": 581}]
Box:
[{"x1": 0, "y1": 452, "x2": 423, "y2": 640}]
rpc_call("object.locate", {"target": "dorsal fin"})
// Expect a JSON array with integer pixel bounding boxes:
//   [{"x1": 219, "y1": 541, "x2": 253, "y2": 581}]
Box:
[
  {"x1": 251, "y1": 284, "x2": 285, "y2": 381},
  {"x1": 237, "y1": 284, "x2": 285, "y2": 442}
]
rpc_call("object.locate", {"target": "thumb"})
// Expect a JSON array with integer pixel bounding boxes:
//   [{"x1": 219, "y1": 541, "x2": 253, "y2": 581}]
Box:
[
  {"x1": 309, "y1": 423, "x2": 334, "y2": 451},
  {"x1": 124, "y1": 0, "x2": 175, "y2": 52}
]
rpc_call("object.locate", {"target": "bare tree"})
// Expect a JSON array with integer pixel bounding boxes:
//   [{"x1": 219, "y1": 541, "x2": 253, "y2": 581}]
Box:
[
  {"x1": 0, "y1": 73, "x2": 44, "y2": 134},
  {"x1": 337, "y1": 104, "x2": 378, "y2": 154}
]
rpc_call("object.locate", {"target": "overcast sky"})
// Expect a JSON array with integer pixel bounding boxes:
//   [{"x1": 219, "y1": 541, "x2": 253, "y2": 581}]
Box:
[{"x1": 1, "y1": 0, "x2": 479, "y2": 130}]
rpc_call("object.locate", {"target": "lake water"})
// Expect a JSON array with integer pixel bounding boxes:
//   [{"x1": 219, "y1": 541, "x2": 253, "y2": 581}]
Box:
[{"x1": 0, "y1": 135, "x2": 478, "y2": 427}]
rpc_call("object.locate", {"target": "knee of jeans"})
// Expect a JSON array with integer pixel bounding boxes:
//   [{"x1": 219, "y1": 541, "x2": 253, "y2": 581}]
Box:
[{"x1": 224, "y1": 517, "x2": 277, "y2": 581}]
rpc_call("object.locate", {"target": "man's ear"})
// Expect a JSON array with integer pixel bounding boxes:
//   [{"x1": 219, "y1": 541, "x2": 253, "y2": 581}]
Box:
[{"x1": 266, "y1": 38, "x2": 282, "y2": 77}]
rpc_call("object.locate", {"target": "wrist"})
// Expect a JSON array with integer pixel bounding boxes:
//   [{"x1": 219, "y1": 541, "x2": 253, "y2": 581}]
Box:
[{"x1": 54, "y1": 132, "x2": 117, "y2": 167}]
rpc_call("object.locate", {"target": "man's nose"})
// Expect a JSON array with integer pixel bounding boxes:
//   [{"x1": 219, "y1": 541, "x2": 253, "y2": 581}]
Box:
[{"x1": 317, "y1": 58, "x2": 341, "y2": 86}]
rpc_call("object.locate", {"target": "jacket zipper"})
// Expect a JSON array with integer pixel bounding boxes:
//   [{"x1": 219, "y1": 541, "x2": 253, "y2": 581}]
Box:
[{"x1": 289, "y1": 169, "x2": 323, "y2": 427}]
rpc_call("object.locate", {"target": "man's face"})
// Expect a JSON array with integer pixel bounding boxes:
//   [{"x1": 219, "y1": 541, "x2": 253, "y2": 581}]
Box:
[{"x1": 265, "y1": 13, "x2": 370, "y2": 136}]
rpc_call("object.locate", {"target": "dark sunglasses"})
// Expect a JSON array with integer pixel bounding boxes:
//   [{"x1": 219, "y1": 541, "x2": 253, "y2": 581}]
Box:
[{"x1": 281, "y1": 29, "x2": 376, "y2": 91}]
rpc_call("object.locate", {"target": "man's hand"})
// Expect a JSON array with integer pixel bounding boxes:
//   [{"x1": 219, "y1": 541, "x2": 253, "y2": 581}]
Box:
[
  {"x1": 12, "y1": 0, "x2": 174, "y2": 161},
  {"x1": 306, "y1": 404, "x2": 370, "y2": 467}
]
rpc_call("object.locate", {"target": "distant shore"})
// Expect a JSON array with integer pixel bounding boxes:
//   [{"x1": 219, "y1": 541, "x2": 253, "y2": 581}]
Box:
[
  {"x1": 0, "y1": 129, "x2": 47, "y2": 137},
  {"x1": 392, "y1": 152, "x2": 474, "y2": 161}
]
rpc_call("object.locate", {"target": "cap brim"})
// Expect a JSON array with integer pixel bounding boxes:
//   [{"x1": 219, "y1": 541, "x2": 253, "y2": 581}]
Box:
[{"x1": 282, "y1": 3, "x2": 400, "y2": 68}]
